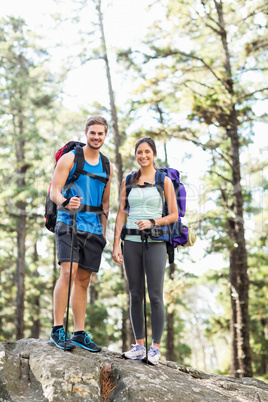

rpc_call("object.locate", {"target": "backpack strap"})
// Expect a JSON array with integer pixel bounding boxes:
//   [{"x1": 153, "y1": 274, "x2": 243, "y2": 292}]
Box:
[
  {"x1": 79, "y1": 171, "x2": 109, "y2": 184},
  {"x1": 124, "y1": 173, "x2": 135, "y2": 212},
  {"x1": 66, "y1": 148, "x2": 110, "y2": 195},
  {"x1": 76, "y1": 152, "x2": 110, "y2": 185},
  {"x1": 155, "y1": 169, "x2": 166, "y2": 191},
  {"x1": 72, "y1": 145, "x2": 85, "y2": 181},
  {"x1": 124, "y1": 170, "x2": 165, "y2": 213},
  {"x1": 100, "y1": 152, "x2": 110, "y2": 179},
  {"x1": 59, "y1": 203, "x2": 105, "y2": 215},
  {"x1": 65, "y1": 145, "x2": 85, "y2": 198},
  {"x1": 155, "y1": 169, "x2": 166, "y2": 211}
]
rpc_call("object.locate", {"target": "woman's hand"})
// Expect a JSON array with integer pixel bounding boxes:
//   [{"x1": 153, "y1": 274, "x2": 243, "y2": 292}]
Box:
[
  {"x1": 135, "y1": 220, "x2": 154, "y2": 230},
  {"x1": 112, "y1": 245, "x2": 123, "y2": 264}
]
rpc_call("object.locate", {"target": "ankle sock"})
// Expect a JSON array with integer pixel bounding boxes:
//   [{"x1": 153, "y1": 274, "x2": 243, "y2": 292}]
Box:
[
  {"x1": 73, "y1": 330, "x2": 85, "y2": 335},
  {"x1": 52, "y1": 325, "x2": 63, "y2": 332}
]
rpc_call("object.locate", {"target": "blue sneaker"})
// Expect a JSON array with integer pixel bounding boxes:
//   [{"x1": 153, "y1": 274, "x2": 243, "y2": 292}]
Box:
[
  {"x1": 122, "y1": 344, "x2": 146, "y2": 360},
  {"x1": 50, "y1": 327, "x2": 76, "y2": 350},
  {"x1": 71, "y1": 331, "x2": 102, "y2": 352}
]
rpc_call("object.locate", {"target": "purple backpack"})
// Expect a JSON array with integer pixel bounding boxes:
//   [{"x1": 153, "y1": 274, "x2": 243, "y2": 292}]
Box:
[
  {"x1": 124, "y1": 168, "x2": 189, "y2": 263},
  {"x1": 154, "y1": 168, "x2": 188, "y2": 249},
  {"x1": 156, "y1": 168, "x2": 186, "y2": 219}
]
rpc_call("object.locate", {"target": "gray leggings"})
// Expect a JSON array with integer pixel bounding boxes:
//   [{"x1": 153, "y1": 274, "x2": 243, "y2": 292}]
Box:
[{"x1": 123, "y1": 240, "x2": 167, "y2": 344}]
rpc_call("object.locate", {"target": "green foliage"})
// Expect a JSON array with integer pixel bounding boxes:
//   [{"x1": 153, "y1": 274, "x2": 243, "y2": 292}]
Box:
[
  {"x1": 0, "y1": 1, "x2": 267, "y2": 379},
  {"x1": 0, "y1": 16, "x2": 64, "y2": 340},
  {"x1": 85, "y1": 303, "x2": 116, "y2": 347},
  {"x1": 0, "y1": 230, "x2": 17, "y2": 341},
  {"x1": 248, "y1": 222, "x2": 268, "y2": 376}
]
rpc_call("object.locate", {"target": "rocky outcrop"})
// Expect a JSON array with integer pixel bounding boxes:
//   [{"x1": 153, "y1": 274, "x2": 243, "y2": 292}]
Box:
[{"x1": 0, "y1": 338, "x2": 267, "y2": 401}]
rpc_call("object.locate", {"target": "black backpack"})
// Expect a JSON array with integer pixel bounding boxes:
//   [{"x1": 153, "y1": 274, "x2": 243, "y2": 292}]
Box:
[{"x1": 45, "y1": 141, "x2": 110, "y2": 232}]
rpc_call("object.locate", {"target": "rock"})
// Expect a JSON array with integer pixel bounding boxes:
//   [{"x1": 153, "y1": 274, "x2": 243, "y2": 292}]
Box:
[{"x1": 0, "y1": 338, "x2": 267, "y2": 401}]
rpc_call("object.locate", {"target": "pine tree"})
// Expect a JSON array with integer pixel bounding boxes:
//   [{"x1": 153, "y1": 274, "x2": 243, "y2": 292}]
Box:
[
  {"x1": 0, "y1": 16, "x2": 57, "y2": 339},
  {"x1": 117, "y1": 0, "x2": 268, "y2": 376}
]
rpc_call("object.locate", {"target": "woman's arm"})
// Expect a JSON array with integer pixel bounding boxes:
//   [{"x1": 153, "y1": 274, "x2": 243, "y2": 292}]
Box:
[{"x1": 112, "y1": 179, "x2": 127, "y2": 264}]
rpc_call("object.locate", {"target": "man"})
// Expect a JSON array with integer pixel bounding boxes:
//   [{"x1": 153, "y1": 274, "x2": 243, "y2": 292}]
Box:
[{"x1": 50, "y1": 116, "x2": 113, "y2": 351}]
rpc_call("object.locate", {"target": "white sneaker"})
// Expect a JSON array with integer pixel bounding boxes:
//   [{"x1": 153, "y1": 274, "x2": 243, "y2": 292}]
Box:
[
  {"x1": 122, "y1": 344, "x2": 146, "y2": 360},
  {"x1": 143, "y1": 345, "x2": 161, "y2": 365}
]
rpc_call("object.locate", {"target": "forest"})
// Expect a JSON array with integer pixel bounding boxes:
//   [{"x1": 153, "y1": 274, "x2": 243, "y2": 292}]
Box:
[{"x1": 0, "y1": 0, "x2": 267, "y2": 381}]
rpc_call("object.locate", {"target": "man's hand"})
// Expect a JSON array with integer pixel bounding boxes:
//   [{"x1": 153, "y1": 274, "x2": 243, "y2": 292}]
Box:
[{"x1": 66, "y1": 196, "x2": 82, "y2": 210}]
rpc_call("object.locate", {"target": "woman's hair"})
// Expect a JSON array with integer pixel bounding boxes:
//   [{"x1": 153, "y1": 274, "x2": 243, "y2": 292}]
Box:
[
  {"x1": 131, "y1": 137, "x2": 157, "y2": 184},
  {"x1": 85, "y1": 116, "x2": 108, "y2": 133},
  {"x1": 134, "y1": 137, "x2": 157, "y2": 156}
]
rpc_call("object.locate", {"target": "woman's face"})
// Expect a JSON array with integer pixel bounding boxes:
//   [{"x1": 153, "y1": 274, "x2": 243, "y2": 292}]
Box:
[{"x1": 135, "y1": 142, "x2": 156, "y2": 167}]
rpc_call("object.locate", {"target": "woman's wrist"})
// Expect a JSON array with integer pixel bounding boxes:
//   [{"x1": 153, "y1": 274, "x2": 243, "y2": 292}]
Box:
[{"x1": 149, "y1": 219, "x2": 155, "y2": 228}]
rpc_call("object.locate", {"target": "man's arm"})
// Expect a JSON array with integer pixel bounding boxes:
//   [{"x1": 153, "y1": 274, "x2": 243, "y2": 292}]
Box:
[
  {"x1": 50, "y1": 152, "x2": 82, "y2": 210},
  {"x1": 100, "y1": 162, "x2": 114, "y2": 238}
]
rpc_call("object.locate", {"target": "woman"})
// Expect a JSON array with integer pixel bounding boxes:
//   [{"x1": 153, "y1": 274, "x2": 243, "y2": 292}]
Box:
[{"x1": 112, "y1": 137, "x2": 178, "y2": 365}]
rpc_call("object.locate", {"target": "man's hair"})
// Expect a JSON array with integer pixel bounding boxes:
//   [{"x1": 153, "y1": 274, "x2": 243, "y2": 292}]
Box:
[{"x1": 85, "y1": 116, "x2": 108, "y2": 133}]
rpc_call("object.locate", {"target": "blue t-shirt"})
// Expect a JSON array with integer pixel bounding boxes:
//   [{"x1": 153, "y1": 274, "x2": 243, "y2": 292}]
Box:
[{"x1": 57, "y1": 151, "x2": 107, "y2": 234}]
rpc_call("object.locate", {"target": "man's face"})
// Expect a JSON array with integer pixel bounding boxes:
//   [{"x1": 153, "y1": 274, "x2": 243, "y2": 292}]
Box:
[{"x1": 85, "y1": 124, "x2": 107, "y2": 150}]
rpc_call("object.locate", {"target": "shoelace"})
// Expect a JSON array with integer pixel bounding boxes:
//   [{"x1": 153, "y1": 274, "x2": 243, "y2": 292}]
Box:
[
  {"x1": 83, "y1": 332, "x2": 93, "y2": 345},
  {"x1": 149, "y1": 347, "x2": 159, "y2": 357},
  {"x1": 58, "y1": 328, "x2": 71, "y2": 341},
  {"x1": 131, "y1": 344, "x2": 144, "y2": 351}
]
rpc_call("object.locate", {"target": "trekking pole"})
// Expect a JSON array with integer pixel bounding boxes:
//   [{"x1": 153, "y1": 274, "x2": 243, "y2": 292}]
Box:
[
  {"x1": 64, "y1": 209, "x2": 77, "y2": 351},
  {"x1": 141, "y1": 232, "x2": 148, "y2": 364}
]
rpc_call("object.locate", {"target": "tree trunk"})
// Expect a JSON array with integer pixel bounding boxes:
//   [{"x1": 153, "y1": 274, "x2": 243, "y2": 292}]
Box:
[
  {"x1": 155, "y1": 104, "x2": 169, "y2": 167},
  {"x1": 31, "y1": 243, "x2": 40, "y2": 338},
  {"x1": 89, "y1": 278, "x2": 98, "y2": 305},
  {"x1": 125, "y1": 268, "x2": 135, "y2": 349},
  {"x1": 229, "y1": 249, "x2": 239, "y2": 376},
  {"x1": 228, "y1": 223, "x2": 252, "y2": 377},
  {"x1": 96, "y1": 0, "x2": 130, "y2": 350},
  {"x1": 194, "y1": 314, "x2": 207, "y2": 372},
  {"x1": 15, "y1": 127, "x2": 26, "y2": 340},
  {"x1": 96, "y1": 0, "x2": 123, "y2": 195},
  {"x1": 215, "y1": 0, "x2": 252, "y2": 377},
  {"x1": 166, "y1": 262, "x2": 176, "y2": 361},
  {"x1": 0, "y1": 273, "x2": 2, "y2": 335},
  {"x1": 15, "y1": 209, "x2": 26, "y2": 340},
  {"x1": 228, "y1": 113, "x2": 252, "y2": 378},
  {"x1": 259, "y1": 318, "x2": 267, "y2": 376},
  {"x1": 52, "y1": 237, "x2": 57, "y2": 325},
  {"x1": 120, "y1": 264, "x2": 135, "y2": 351},
  {"x1": 121, "y1": 264, "x2": 128, "y2": 352},
  {"x1": 166, "y1": 309, "x2": 175, "y2": 360}
]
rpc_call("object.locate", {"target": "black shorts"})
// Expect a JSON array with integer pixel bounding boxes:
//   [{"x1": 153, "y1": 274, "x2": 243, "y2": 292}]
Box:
[{"x1": 55, "y1": 222, "x2": 106, "y2": 272}]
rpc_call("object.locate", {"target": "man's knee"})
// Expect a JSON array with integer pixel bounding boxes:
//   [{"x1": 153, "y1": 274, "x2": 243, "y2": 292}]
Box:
[
  {"x1": 74, "y1": 270, "x2": 92, "y2": 290},
  {"x1": 60, "y1": 262, "x2": 78, "y2": 282}
]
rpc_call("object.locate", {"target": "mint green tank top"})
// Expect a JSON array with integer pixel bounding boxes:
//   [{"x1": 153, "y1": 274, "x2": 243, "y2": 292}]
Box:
[{"x1": 125, "y1": 185, "x2": 163, "y2": 242}]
